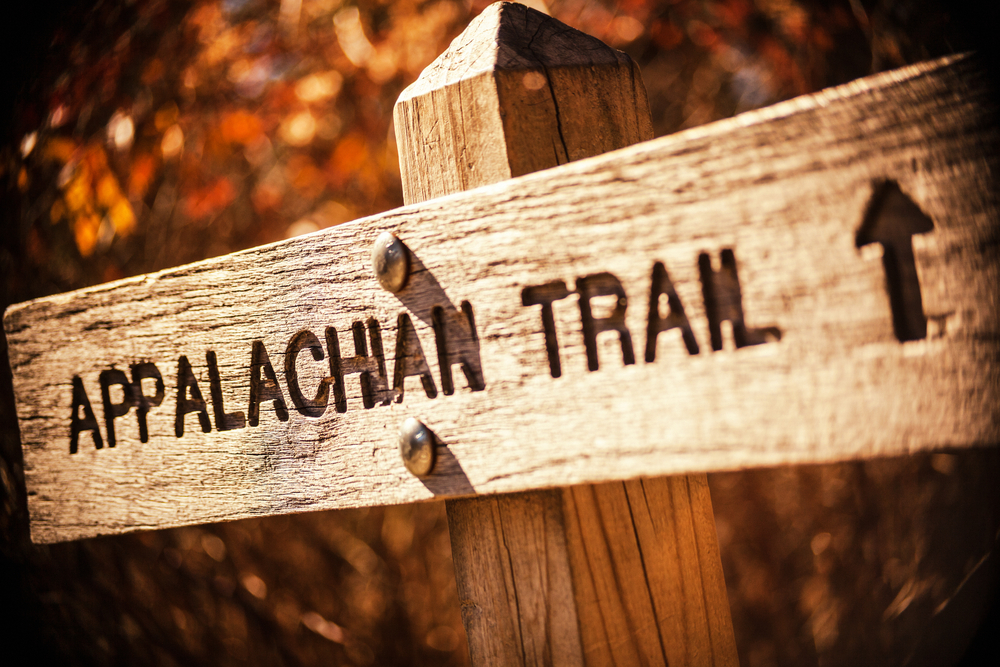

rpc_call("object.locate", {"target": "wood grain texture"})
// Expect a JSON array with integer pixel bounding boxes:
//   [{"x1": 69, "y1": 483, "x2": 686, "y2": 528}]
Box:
[
  {"x1": 448, "y1": 480, "x2": 741, "y2": 666},
  {"x1": 416, "y1": 5, "x2": 735, "y2": 665},
  {"x1": 448, "y1": 491, "x2": 584, "y2": 667},
  {"x1": 407, "y1": 6, "x2": 600, "y2": 665},
  {"x1": 4, "y1": 52, "x2": 999, "y2": 543},
  {"x1": 405, "y1": 8, "x2": 597, "y2": 665},
  {"x1": 393, "y1": 1, "x2": 652, "y2": 204}
]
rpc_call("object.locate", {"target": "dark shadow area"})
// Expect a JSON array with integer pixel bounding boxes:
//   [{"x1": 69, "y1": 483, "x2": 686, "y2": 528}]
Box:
[
  {"x1": 391, "y1": 245, "x2": 461, "y2": 326},
  {"x1": 959, "y1": 591, "x2": 1000, "y2": 667},
  {"x1": 708, "y1": 448, "x2": 1000, "y2": 667},
  {"x1": 419, "y1": 438, "x2": 476, "y2": 498},
  {"x1": 392, "y1": 245, "x2": 485, "y2": 397}
]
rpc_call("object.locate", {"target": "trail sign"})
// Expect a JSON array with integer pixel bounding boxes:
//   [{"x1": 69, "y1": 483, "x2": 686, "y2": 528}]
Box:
[
  {"x1": 5, "y1": 50, "x2": 999, "y2": 547},
  {"x1": 5, "y1": 4, "x2": 1000, "y2": 664}
]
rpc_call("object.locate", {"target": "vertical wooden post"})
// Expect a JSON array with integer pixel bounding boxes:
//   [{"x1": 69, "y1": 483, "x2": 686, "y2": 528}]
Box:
[{"x1": 393, "y1": 3, "x2": 738, "y2": 666}]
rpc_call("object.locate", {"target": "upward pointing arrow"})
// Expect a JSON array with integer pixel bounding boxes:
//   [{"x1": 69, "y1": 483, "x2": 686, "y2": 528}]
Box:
[{"x1": 856, "y1": 181, "x2": 935, "y2": 342}]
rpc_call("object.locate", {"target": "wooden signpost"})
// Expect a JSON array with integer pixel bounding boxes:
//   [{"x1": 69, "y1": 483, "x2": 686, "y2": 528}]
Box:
[
  {"x1": 4, "y1": 2, "x2": 999, "y2": 665},
  {"x1": 396, "y1": 6, "x2": 735, "y2": 664}
]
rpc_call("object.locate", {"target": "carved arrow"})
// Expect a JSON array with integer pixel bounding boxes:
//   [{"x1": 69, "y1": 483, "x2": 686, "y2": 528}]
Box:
[{"x1": 856, "y1": 181, "x2": 935, "y2": 342}]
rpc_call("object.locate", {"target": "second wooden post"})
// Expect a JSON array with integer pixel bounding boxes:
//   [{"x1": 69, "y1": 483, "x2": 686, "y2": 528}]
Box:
[{"x1": 393, "y1": 4, "x2": 738, "y2": 665}]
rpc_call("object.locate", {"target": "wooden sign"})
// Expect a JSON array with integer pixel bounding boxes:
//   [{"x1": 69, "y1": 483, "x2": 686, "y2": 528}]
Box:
[{"x1": 5, "y1": 54, "x2": 999, "y2": 544}]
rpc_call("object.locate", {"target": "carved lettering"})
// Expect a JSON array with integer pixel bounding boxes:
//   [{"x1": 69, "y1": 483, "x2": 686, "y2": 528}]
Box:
[
  {"x1": 432, "y1": 301, "x2": 485, "y2": 395},
  {"x1": 206, "y1": 351, "x2": 246, "y2": 431},
  {"x1": 577, "y1": 272, "x2": 635, "y2": 371},
  {"x1": 646, "y1": 261, "x2": 699, "y2": 361},
  {"x1": 285, "y1": 329, "x2": 333, "y2": 418},
  {"x1": 855, "y1": 181, "x2": 935, "y2": 342},
  {"x1": 175, "y1": 355, "x2": 211, "y2": 437},
  {"x1": 326, "y1": 320, "x2": 390, "y2": 412},
  {"x1": 699, "y1": 249, "x2": 781, "y2": 351},
  {"x1": 131, "y1": 362, "x2": 164, "y2": 443},
  {"x1": 523, "y1": 251, "x2": 779, "y2": 377},
  {"x1": 64, "y1": 299, "x2": 491, "y2": 453},
  {"x1": 393, "y1": 313, "x2": 437, "y2": 402},
  {"x1": 70, "y1": 376, "x2": 103, "y2": 453},
  {"x1": 248, "y1": 341, "x2": 289, "y2": 426},
  {"x1": 100, "y1": 369, "x2": 135, "y2": 448},
  {"x1": 521, "y1": 281, "x2": 572, "y2": 378}
]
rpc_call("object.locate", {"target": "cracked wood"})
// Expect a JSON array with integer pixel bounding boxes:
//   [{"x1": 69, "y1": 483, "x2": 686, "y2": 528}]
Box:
[
  {"x1": 412, "y1": 4, "x2": 737, "y2": 665},
  {"x1": 4, "y1": 50, "x2": 999, "y2": 544}
]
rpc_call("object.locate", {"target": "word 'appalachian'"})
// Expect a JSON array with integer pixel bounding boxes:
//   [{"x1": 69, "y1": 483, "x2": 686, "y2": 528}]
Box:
[{"x1": 68, "y1": 304, "x2": 484, "y2": 454}]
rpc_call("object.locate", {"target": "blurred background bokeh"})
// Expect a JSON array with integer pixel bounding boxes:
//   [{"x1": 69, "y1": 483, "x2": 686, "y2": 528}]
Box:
[{"x1": 0, "y1": 1, "x2": 997, "y2": 665}]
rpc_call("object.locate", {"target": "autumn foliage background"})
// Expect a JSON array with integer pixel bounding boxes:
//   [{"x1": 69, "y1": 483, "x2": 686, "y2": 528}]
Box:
[{"x1": 0, "y1": 1, "x2": 998, "y2": 666}]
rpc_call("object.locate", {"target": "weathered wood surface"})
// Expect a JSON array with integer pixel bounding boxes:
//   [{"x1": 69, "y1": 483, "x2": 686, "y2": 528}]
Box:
[
  {"x1": 560, "y1": 477, "x2": 735, "y2": 667},
  {"x1": 5, "y1": 50, "x2": 999, "y2": 543},
  {"x1": 393, "y1": 1, "x2": 651, "y2": 203},
  {"x1": 407, "y1": 5, "x2": 736, "y2": 665},
  {"x1": 448, "y1": 479, "x2": 737, "y2": 667}
]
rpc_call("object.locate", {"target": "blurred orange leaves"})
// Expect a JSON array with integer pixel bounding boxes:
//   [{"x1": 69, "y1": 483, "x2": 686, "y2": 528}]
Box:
[
  {"x1": 328, "y1": 132, "x2": 369, "y2": 187},
  {"x1": 286, "y1": 155, "x2": 326, "y2": 201},
  {"x1": 41, "y1": 137, "x2": 136, "y2": 256},
  {"x1": 183, "y1": 177, "x2": 237, "y2": 221},
  {"x1": 128, "y1": 154, "x2": 157, "y2": 200},
  {"x1": 220, "y1": 110, "x2": 264, "y2": 146},
  {"x1": 7, "y1": 0, "x2": 886, "y2": 288}
]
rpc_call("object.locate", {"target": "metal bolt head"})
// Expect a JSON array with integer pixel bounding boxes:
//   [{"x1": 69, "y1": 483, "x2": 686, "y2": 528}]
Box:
[
  {"x1": 372, "y1": 231, "x2": 409, "y2": 293},
  {"x1": 399, "y1": 417, "x2": 436, "y2": 477}
]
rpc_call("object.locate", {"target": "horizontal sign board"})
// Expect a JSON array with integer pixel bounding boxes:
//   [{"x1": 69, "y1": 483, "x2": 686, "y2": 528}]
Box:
[{"x1": 6, "y1": 55, "x2": 999, "y2": 543}]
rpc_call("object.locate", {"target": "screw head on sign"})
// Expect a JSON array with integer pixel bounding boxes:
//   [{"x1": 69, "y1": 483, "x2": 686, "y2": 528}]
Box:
[
  {"x1": 371, "y1": 231, "x2": 409, "y2": 293},
  {"x1": 399, "y1": 417, "x2": 436, "y2": 477}
]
